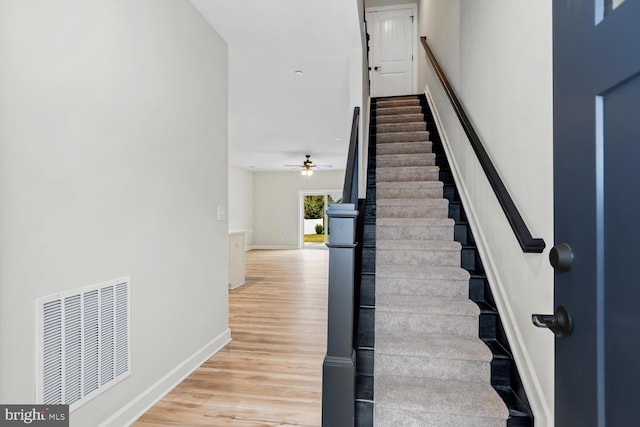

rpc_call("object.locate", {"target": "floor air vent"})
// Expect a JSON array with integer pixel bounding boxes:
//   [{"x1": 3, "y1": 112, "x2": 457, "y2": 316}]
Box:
[{"x1": 36, "y1": 277, "x2": 130, "y2": 411}]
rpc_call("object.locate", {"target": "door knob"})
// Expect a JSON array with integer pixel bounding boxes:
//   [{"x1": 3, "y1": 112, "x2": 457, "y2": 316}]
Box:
[
  {"x1": 374, "y1": 66, "x2": 381, "y2": 71},
  {"x1": 532, "y1": 305, "x2": 573, "y2": 337},
  {"x1": 549, "y1": 243, "x2": 573, "y2": 272}
]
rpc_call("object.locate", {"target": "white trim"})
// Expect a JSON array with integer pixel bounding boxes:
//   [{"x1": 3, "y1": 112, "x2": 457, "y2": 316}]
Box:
[
  {"x1": 424, "y1": 83, "x2": 552, "y2": 426},
  {"x1": 99, "y1": 328, "x2": 231, "y2": 427},
  {"x1": 229, "y1": 281, "x2": 245, "y2": 290},
  {"x1": 365, "y1": 3, "x2": 418, "y2": 95},
  {"x1": 250, "y1": 245, "x2": 299, "y2": 250}
]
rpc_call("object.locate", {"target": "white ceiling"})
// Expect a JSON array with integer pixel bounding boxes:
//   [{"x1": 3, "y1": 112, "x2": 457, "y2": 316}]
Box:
[{"x1": 190, "y1": 0, "x2": 362, "y2": 171}]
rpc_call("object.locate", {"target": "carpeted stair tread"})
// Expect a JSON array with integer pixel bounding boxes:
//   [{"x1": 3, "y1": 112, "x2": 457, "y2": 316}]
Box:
[
  {"x1": 376, "y1": 113, "x2": 425, "y2": 124},
  {"x1": 376, "y1": 198, "x2": 449, "y2": 219},
  {"x1": 375, "y1": 408, "x2": 507, "y2": 427},
  {"x1": 376, "y1": 105, "x2": 423, "y2": 115},
  {"x1": 376, "y1": 180, "x2": 442, "y2": 190},
  {"x1": 377, "y1": 141, "x2": 433, "y2": 155},
  {"x1": 377, "y1": 130, "x2": 430, "y2": 143},
  {"x1": 375, "y1": 351, "x2": 490, "y2": 384},
  {"x1": 376, "y1": 181, "x2": 442, "y2": 200},
  {"x1": 376, "y1": 100, "x2": 421, "y2": 108},
  {"x1": 377, "y1": 165, "x2": 440, "y2": 182},
  {"x1": 377, "y1": 121, "x2": 427, "y2": 133},
  {"x1": 376, "y1": 275, "x2": 469, "y2": 298},
  {"x1": 375, "y1": 264, "x2": 470, "y2": 281},
  {"x1": 377, "y1": 165, "x2": 439, "y2": 173},
  {"x1": 376, "y1": 95, "x2": 419, "y2": 101},
  {"x1": 376, "y1": 239, "x2": 461, "y2": 266},
  {"x1": 377, "y1": 199, "x2": 449, "y2": 219},
  {"x1": 376, "y1": 309, "x2": 478, "y2": 336},
  {"x1": 376, "y1": 331, "x2": 492, "y2": 362},
  {"x1": 375, "y1": 376, "x2": 509, "y2": 424},
  {"x1": 377, "y1": 198, "x2": 448, "y2": 207},
  {"x1": 375, "y1": 264, "x2": 470, "y2": 299},
  {"x1": 377, "y1": 153, "x2": 436, "y2": 167},
  {"x1": 377, "y1": 217, "x2": 455, "y2": 227},
  {"x1": 377, "y1": 294, "x2": 479, "y2": 317},
  {"x1": 377, "y1": 218, "x2": 455, "y2": 241},
  {"x1": 376, "y1": 247, "x2": 460, "y2": 267}
]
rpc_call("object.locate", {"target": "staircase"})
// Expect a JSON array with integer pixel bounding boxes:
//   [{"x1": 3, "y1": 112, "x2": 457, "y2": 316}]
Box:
[{"x1": 363, "y1": 95, "x2": 530, "y2": 426}]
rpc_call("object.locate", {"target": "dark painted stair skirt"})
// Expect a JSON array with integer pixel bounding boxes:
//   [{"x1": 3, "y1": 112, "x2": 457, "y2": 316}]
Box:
[{"x1": 354, "y1": 95, "x2": 533, "y2": 426}]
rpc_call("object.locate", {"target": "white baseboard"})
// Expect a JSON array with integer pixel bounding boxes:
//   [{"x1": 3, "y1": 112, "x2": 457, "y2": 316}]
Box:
[
  {"x1": 229, "y1": 281, "x2": 245, "y2": 290},
  {"x1": 250, "y1": 245, "x2": 298, "y2": 250},
  {"x1": 99, "y1": 328, "x2": 232, "y2": 427},
  {"x1": 424, "y1": 84, "x2": 552, "y2": 426}
]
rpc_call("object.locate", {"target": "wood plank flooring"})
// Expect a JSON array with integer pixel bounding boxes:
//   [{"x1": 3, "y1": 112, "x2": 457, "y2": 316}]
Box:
[{"x1": 133, "y1": 249, "x2": 328, "y2": 427}]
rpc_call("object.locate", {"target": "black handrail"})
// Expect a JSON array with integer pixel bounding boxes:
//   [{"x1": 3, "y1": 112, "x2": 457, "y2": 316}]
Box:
[
  {"x1": 342, "y1": 106, "x2": 360, "y2": 204},
  {"x1": 420, "y1": 37, "x2": 545, "y2": 253}
]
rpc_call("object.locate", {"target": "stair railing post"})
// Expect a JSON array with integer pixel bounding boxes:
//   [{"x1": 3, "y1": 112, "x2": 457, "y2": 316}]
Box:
[{"x1": 322, "y1": 203, "x2": 359, "y2": 427}]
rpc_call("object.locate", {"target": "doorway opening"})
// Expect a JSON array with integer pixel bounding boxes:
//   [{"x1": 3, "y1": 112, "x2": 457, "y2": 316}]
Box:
[
  {"x1": 366, "y1": 4, "x2": 418, "y2": 97},
  {"x1": 299, "y1": 191, "x2": 342, "y2": 248}
]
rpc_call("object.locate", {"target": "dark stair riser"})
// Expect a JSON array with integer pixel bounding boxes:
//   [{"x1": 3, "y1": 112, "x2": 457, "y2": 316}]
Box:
[
  {"x1": 357, "y1": 349, "x2": 374, "y2": 377},
  {"x1": 443, "y1": 183, "x2": 458, "y2": 201},
  {"x1": 363, "y1": 203, "x2": 376, "y2": 222},
  {"x1": 355, "y1": 107, "x2": 378, "y2": 426},
  {"x1": 454, "y1": 222, "x2": 475, "y2": 245},
  {"x1": 360, "y1": 274, "x2": 375, "y2": 307},
  {"x1": 461, "y1": 246, "x2": 481, "y2": 271},
  {"x1": 366, "y1": 186, "x2": 376, "y2": 203},
  {"x1": 363, "y1": 223, "x2": 375, "y2": 245},
  {"x1": 355, "y1": 401, "x2": 373, "y2": 427},
  {"x1": 448, "y1": 201, "x2": 467, "y2": 222},
  {"x1": 356, "y1": 374, "x2": 374, "y2": 402},
  {"x1": 362, "y1": 246, "x2": 375, "y2": 273},
  {"x1": 439, "y1": 168, "x2": 452, "y2": 183}
]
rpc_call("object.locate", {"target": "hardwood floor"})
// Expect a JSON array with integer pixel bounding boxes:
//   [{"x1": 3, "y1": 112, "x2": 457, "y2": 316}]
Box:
[{"x1": 134, "y1": 249, "x2": 329, "y2": 427}]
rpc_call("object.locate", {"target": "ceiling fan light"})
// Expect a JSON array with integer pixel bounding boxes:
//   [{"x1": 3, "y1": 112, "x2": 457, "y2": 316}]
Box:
[{"x1": 307, "y1": 169, "x2": 313, "y2": 176}]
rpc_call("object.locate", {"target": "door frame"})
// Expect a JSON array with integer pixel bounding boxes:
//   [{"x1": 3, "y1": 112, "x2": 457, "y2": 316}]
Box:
[
  {"x1": 365, "y1": 3, "x2": 418, "y2": 96},
  {"x1": 298, "y1": 190, "x2": 341, "y2": 249}
]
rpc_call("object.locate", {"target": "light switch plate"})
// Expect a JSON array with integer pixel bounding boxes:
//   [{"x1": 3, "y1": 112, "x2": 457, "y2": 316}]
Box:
[{"x1": 217, "y1": 205, "x2": 226, "y2": 221}]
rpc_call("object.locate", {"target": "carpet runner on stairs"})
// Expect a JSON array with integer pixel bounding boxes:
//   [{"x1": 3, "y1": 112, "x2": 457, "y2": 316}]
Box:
[{"x1": 374, "y1": 96, "x2": 509, "y2": 426}]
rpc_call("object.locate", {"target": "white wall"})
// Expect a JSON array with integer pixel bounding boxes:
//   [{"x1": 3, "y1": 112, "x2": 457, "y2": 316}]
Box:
[
  {"x1": 0, "y1": 2, "x2": 230, "y2": 426},
  {"x1": 419, "y1": 1, "x2": 554, "y2": 425},
  {"x1": 356, "y1": 0, "x2": 371, "y2": 198},
  {"x1": 417, "y1": 0, "x2": 460, "y2": 90},
  {"x1": 253, "y1": 171, "x2": 345, "y2": 248},
  {"x1": 228, "y1": 164, "x2": 254, "y2": 248}
]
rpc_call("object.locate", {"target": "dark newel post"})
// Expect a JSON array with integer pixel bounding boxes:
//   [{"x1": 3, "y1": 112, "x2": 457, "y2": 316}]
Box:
[{"x1": 322, "y1": 203, "x2": 358, "y2": 427}]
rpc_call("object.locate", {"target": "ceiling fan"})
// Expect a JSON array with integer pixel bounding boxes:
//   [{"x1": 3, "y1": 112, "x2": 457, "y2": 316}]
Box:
[{"x1": 285, "y1": 155, "x2": 333, "y2": 176}]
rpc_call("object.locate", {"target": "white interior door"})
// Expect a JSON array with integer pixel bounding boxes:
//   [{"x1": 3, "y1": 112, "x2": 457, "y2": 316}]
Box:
[{"x1": 367, "y1": 7, "x2": 415, "y2": 97}]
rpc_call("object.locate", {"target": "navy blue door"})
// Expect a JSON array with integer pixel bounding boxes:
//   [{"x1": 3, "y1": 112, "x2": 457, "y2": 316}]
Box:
[{"x1": 553, "y1": 1, "x2": 640, "y2": 425}]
